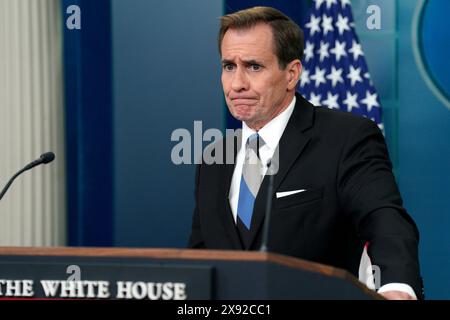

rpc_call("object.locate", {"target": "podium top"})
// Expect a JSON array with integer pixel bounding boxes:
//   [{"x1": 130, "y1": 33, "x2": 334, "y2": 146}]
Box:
[
  {"x1": 0, "y1": 247, "x2": 338, "y2": 274},
  {"x1": 0, "y1": 247, "x2": 337, "y2": 274},
  {"x1": 0, "y1": 246, "x2": 379, "y2": 299}
]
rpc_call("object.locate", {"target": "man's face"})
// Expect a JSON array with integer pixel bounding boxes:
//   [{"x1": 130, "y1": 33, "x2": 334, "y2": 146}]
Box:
[{"x1": 221, "y1": 23, "x2": 299, "y2": 130}]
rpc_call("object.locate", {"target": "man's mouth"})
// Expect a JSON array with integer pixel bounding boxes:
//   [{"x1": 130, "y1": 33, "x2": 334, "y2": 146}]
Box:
[{"x1": 231, "y1": 98, "x2": 257, "y2": 106}]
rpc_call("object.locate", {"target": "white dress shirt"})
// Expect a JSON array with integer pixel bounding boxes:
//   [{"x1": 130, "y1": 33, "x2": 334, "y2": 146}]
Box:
[
  {"x1": 229, "y1": 96, "x2": 296, "y2": 223},
  {"x1": 227, "y1": 95, "x2": 416, "y2": 299}
]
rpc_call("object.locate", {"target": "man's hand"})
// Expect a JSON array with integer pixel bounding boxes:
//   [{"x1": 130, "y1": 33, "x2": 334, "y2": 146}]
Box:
[{"x1": 379, "y1": 290, "x2": 416, "y2": 300}]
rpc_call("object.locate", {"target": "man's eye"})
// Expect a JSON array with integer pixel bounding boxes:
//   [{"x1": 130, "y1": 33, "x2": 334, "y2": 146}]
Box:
[
  {"x1": 223, "y1": 64, "x2": 234, "y2": 71},
  {"x1": 249, "y1": 64, "x2": 262, "y2": 71}
]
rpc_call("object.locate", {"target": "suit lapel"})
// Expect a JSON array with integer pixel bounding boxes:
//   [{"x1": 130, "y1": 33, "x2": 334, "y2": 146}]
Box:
[
  {"x1": 217, "y1": 132, "x2": 243, "y2": 249},
  {"x1": 246, "y1": 94, "x2": 315, "y2": 249}
]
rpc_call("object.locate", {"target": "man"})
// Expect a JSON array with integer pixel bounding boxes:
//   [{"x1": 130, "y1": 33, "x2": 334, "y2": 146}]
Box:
[{"x1": 188, "y1": 6, "x2": 422, "y2": 300}]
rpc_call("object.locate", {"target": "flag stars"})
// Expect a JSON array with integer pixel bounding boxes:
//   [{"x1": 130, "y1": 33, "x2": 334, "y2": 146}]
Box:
[
  {"x1": 335, "y1": 14, "x2": 350, "y2": 35},
  {"x1": 323, "y1": 92, "x2": 340, "y2": 109},
  {"x1": 309, "y1": 93, "x2": 322, "y2": 106},
  {"x1": 347, "y1": 65, "x2": 363, "y2": 86},
  {"x1": 325, "y1": 0, "x2": 337, "y2": 9},
  {"x1": 318, "y1": 41, "x2": 330, "y2": 62},
  {"x1": 315, "y1": 0, "x2": 326, "y2": 10},
  {"x1": 361, "y1": 91, "x2": 379, "y2": 112},
  {"x1": 321, "y1": 15, "x2": 334, "y2": 35},
  {"x1": 300, "y1": 69, "x2": 311, "y2": 87},
  {"x1": 304, "y1": 41, "x2": 314, "y2": 62},
  {"x1": 343, "y1": 91, "x2": 359, "y2": 112},
  {"x1": 299, "y1": 0, "x2": 383, "y2": 129},
  {"x1": 349, "y1": 40, "x2": 364, "y2": 61},
  {"x1": 330, "y1": 40, "x2": 347, "y2": 62},
  {"x1": 364, "y1": 72, "x2": 374, "y2": 85},
  {"x1": 305, "y1": 14, "x2": 321, "y2": 36},
  {"x1": 326, "y1": 66, "x2": 344, "y2": 87},
  {"x1": 311, "y1": 67, "x2": 327, "y2": 87}
]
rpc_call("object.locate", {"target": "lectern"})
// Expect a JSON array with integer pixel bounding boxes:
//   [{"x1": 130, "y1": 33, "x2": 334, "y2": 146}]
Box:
[{"x1": 0, "y1": 247, "x2": 380, "y2": 300}]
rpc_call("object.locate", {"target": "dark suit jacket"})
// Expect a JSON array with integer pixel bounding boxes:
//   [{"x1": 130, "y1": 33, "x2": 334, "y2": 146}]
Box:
[{"x1": 189, "y1": 93, "x2": 422, "y2": 297}]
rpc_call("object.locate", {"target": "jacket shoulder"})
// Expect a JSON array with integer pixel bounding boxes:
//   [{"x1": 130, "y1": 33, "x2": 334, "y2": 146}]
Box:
[
  {"x1": 313, "y1": 106, "x2": 380, "y2": 135},
  {"x1": 314, "y1": 105, "x2": 372, "y2": 125}
]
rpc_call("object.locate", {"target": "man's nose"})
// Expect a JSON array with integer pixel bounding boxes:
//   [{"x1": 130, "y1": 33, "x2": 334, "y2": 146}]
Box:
[{"x1": 231, "y1": 68, "x2": 249, "y2": 92}]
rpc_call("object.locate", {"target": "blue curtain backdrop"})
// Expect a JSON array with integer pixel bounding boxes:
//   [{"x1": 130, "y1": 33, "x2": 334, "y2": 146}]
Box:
[{"x1": 62, "y1": 0, "x2": 113, "y2": 246}]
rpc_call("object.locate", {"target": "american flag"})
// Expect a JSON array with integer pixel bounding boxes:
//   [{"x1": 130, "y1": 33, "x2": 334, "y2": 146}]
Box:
[{"x1": 298, "y1": 0, "x2": 383, "y2": 130}]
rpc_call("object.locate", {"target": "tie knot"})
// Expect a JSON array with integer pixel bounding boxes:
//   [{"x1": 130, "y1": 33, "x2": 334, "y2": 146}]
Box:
[{"x1": 246, "y1": 133, "x2": 265, "y2": 153}]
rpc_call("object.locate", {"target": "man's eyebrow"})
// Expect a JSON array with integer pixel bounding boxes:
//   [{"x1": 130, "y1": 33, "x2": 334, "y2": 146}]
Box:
[
  {"x1": 221, "y1": 59, "x2": 234, "y2": 65},
  {"x1": 221, "y1": 59, "x2": 264, "y2": 65},
  {"x1": 242, "y1": 59, "x2": 263, "y2": 65}
]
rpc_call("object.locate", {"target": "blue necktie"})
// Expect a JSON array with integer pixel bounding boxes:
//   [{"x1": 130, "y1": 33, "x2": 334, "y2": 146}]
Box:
[{"x1": 237, "y1": 133, "x2": 265, "y2": 241}]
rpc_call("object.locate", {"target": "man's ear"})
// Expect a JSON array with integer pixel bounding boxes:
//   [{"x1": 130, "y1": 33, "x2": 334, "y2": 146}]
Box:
[{"x1": 286, "y1": 59, "x2": 302, "y2": 91}]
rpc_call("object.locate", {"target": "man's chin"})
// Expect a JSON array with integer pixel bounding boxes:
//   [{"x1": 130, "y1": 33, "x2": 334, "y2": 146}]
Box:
[
  {"x1": 232, "y1": 113, "x2": 253, "y2": 123},
  {"x1": 230, "y1": 107, "x2": 255, "y2": 122}
]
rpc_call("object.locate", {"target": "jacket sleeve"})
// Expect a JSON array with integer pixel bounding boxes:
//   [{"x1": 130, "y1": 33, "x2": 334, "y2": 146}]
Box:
[
  {"x1": 337, "y1": 118, "x2": 423, "y2": 298},
  {"x1": 188, "y1": 164, "x2": 206, "y2": 249}
]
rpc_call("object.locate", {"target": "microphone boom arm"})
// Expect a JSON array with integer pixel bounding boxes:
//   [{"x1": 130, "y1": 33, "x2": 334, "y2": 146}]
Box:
[
  {"x1": 0, "y1": 152, "x2": 55, "y2": 201},
  {"x1": 0, "y1": 167, "x2": 29, "y2": 201}
]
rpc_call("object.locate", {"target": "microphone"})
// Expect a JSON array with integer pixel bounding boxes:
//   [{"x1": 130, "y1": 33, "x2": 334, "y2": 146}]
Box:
[
  {"x1": 260, "y1": 160, "x2": 276, "y2": 252},
  {"x1": 0, "y1": 152, "x2": 55, "y2": 201}
]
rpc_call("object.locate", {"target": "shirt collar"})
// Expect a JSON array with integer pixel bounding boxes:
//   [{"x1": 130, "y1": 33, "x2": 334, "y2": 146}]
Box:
[{"x1": 242, "y1": 95, "x2": 296, "y2": 150}]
